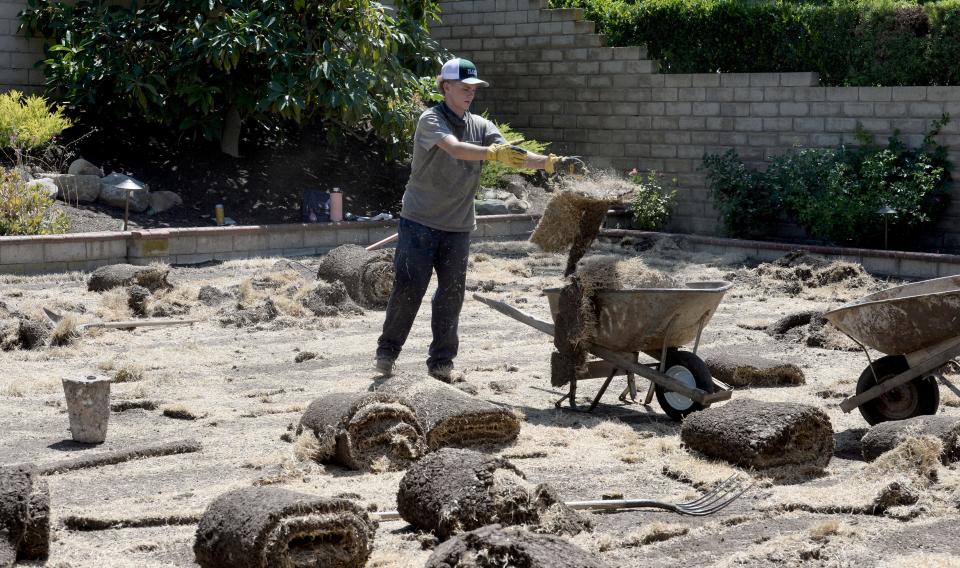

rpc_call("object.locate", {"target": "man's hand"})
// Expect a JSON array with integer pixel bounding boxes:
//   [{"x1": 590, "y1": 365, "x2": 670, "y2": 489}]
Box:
[
  {"x1": 485, "y1": 143, "x2": 528, "y2": 168},
  {"x1": 545, "y1": 154, "x2": 587, "y2": 176}
]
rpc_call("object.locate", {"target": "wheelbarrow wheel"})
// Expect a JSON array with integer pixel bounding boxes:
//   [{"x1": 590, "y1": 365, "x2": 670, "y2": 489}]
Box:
[
  {"x1": 655, "y1": 350, "x2": 715, "y2": 422},
  {"x1": 856, "y1": 355, "x2": 940, "y2": 426}
]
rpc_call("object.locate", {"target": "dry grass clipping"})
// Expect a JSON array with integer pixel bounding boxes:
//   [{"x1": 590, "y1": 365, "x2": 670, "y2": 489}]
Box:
[{"x1": 49, "y1": 313, "x2": 79, "y2": 346}]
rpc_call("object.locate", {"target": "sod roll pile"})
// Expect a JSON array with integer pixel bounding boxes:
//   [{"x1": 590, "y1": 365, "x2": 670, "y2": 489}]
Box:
[
  {"x1": 426, "y1": 524, "x2": 607, "y2": 568},
  {"x1": 376, "y1": 374, "x2": 520, "y2": 449},
  {"x1": 87, "y1": 263, "x2": 171, "y2": 292},
  {"x1": 397, "y1": 448, "x2": 588, "y2": 540},
  {"x1": 194, "y1": 487, "x2": 375, "y2": 568},
  {"x1": 703, "y1": 347, "x2": 805, "y2": 387},
  {"x1": 681, "y1": 399, "x2": 834, "y2": 469},
  {"x1": 316, "y1": 245, "x2": 393, "y2": 309},
  {"x1": 298, "y1": 392, "x2": 426, "y2": 471},
  {"x1": 0, "y1": 464, "x2": 49, "y2": 567},
  {"x1": 861, "y1": 415, "x2": 960, "y2": 463}
]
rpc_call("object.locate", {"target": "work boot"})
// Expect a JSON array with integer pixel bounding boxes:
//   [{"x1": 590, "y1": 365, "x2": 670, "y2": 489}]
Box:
[
  {"x1": 428, "y1": 363, "x2": 464, "y2": 383},
  {"x1": 375, "y1": 357, "x2": 395, "y2": 377}
]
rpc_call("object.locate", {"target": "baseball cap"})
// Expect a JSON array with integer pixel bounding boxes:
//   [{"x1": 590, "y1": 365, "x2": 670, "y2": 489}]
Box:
[{"x1": 440, "y1": 58, "x2": 489, "y2": 87}]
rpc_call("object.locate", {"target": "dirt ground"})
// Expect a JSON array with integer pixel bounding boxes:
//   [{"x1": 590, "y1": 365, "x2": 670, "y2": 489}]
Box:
[{"x1": 2, "y1": 237, "x2": 959, "y2": 567}]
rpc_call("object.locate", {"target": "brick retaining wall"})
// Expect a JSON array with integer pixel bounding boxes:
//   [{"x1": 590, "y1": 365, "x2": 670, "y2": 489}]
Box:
[
  {"x1": 432, "y1": 0, "x2": 960, "y2": 245},
  {"x1": 0, "y1": 0, "x2": 42, "y2": 91},
  {"x1": 0, "y1": 216, "x2": 537, "y2": 274}
]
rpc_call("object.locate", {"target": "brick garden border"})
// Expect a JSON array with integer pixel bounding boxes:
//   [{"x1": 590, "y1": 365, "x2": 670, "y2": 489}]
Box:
[
  {"x1": 0, "y1": 215, "x2": 538, "y2": 275},
  {"x1": 1, "y1": 214, "x2": 957, "y2": 279}
]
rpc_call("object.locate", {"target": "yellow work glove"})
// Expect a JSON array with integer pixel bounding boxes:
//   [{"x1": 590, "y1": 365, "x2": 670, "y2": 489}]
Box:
[
  {"x1": 545, "y1": 154, "x2": 587, "y2": 175},
  {"x1": 485, "y1": 143, "x2": 528, "y2": 169}
]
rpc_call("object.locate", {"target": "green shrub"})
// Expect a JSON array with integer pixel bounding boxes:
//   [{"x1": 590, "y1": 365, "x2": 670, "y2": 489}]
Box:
[
  {"x1": 703, "y1": 117, "x2": 952, "y2": 246},
  {"x1": 0, "y1": 169, "x2": 69, "y2": 236},
  {"x1": 628, "y1": 169, "x2": 677, "y2": 231},
  {"x1": 479, "y1": 119, "x2": 549, "y2": 189},
  {"x1": 548, "y1": 0, "x2": 960, "y2": 86},
  {"x1": 0, "y1": 90, "x2": 72, "y2": 151},
  {"x1": 702, "y1": 150, "x2": 781, "y2": 238}
]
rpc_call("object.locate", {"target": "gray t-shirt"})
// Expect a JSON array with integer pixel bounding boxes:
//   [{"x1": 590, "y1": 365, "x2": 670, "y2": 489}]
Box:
[{"x1": 401, "y1": 104, "x2": 506, "y2": 232}]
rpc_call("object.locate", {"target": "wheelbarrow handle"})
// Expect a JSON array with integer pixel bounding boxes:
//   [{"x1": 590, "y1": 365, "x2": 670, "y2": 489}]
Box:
[{"x1": 366, "y1": 233, "x2": 399, "y2": 251}]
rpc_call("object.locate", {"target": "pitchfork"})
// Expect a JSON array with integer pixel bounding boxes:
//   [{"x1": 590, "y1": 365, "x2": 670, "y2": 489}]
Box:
[
  {"x1": 563, "y1": 473, "x2": 752, "y2": 517},
  {"x1": 370, "y1": 473, "x2": 750, "y2": 521}
]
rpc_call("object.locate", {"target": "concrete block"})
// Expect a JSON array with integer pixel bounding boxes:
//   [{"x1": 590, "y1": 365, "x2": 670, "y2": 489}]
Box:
[
  {"x1": 764, "y1": 87, "x2": 795, "y2": 102},
  {"x1": 780, "y1": 102, "x2": 810, "y2": 116},
  {"x1": 939, "y1": 262, "x2": 960, "y2": 277},
  {"x1": 167, "y1": 235, "x2": 197, "y2": 255},
  {"x1": 173, "y1": 253, "x2": 215, "y2": 265},
  {"x1": 692, "y1": 102, "x2": 721, "y2": 116},
  {"x1": 874, "y1": 102, "x2": 909, "y2": 117},
  {"x1": 664, "y1": 74, "x2": 693, "y2": 88},
  {"x1": 810, "y1": 133, "x2": 842, "y2": 147},
  {"x1": 233, "y1": 232, "x2": 271, "y2": 251},
  {"x1": 857, "y1": 118, "x2": 891, "y2": 132},
  {"x1": 891, "y1": 86, "x2": 927, "y2": 101},
  {"x1": 651, "y1": 87, "x2": 678, "y2": 102},
  {"x1": 899, "y1": 259, "x2": 939, "y2": 280},
  {"x1": 652, "y1": 117, "x2": 679, "y2": 130},
  {"x1": 128, "y1": 238, "x2": 170, "y2": 259},
  {"x1": 841, "y1": 102, "x2": 874, "y2": 117},
  {"x1": 794, "y1": 87, "x2": 826, "y2": 102},
  {"x1": 750, "y1": 102, "x2": 779, "y2": 117},
  {"x1": 720, "y1": 74, "x2": 751, "y2": 87},
  {"x1": 336, "y1": 228, "x2": 369, "y2": 245},
  {"x1": 825, "y1": 117, "x2": 858, "y2": 132},
  {"x1": 749, "y1": 73, "x2": 780, "y2": 87},
  {"x1": 678, "y1": 116, "x2": 707, "y2": 129},
  {"x1": 794, "y1": 117, "x2": 825, "y2": 132},
  {"x1": 927, "y1": 87, "x2": 960, "y2": 102},
  {"x1": 665, "y1": 102, "x2": 692, "y2": 116},
  {"x1": 44, "y1": 240, "x2": 90, "y2": 263},
  {"x1": 720, "y1": 102, "x2": 751, "y2": 117},
  {"x1": 810, "y1": 102, "x2": 842, "y2": 115},
  {"x1": 778, "y1": 133, "x2": 809, "y2": 147},
  {"x1": 678, "y1": 87, "x2": 706, "y2": 101},
  {"x1": 909, "y1": 102, "x2": 947, "y2": 118},
  {"x1": 690, "y1": 73, "x2": 721, "y2": 87},
  {"x1": 780, "y1": 72, "x2": 818, "y2": 86},
  {"x1": 706, "y1": 117, "x2": 735, "y2": 131},
  {"x1": 733, "y1": 87, "x2": 764, "y2": 102},
  {"x1": 746, "y1": 132, "x2": 779, "y2": 147},
  {"x1": 195, "y1": 234, "x2": 234, "y2": 253},
  {"x1": 493, "y1": 23, "x2": 516, "y2": 37},
  {"x1": 0, "y1": 242, "x2": 43, "y2": 265},
  {"x1": 677, "y1": 145, "x2": 707, "y2": 159},
  {"x1": 826, "y1": 87, "x2": 859, "y2": 102},
  {"x1": 704, "y1": 87, "x2": 735, "y2": 102},
  {"x1": 86, "y1": 239, "x2": 127, "y2": 261},
  {"x1": 859, "y1": 87, "x2": 892, "y2": 102},
  {"x1": 650, "y1": 145, "x2": 678, "y2": 158}
]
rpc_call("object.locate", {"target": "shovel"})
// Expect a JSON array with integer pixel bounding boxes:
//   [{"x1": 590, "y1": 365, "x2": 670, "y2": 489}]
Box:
[{"x1": 43, "y1": 307, "x2": 200, "y2": 331}]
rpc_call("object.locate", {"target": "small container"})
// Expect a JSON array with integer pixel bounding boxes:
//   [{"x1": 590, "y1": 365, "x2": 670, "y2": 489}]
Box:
[
  {"x1": 330, "y1": 188, "x2": 343, "y2": 222},
  {"x1": 62, "y1": 375, "x2": 111, "y2": 444},
  {"x1": 215, "y1": 204, "x2": 225, "y2": 226}
]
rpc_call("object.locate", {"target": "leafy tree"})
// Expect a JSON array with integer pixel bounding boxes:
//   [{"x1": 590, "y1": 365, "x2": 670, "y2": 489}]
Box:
[{"x1": 20, "y1": 0, "x2": 444, "y2": 157}]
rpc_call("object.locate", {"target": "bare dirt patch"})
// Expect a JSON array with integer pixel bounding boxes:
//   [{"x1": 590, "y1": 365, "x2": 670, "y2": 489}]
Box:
[{"x1": 2, "y1": 240, "x2": 959, "y2": 566}]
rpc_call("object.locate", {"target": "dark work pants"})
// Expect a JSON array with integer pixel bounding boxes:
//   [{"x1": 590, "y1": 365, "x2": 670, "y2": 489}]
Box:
[{"x1": 377, "y1": 217, "x2": 471, "y2": 370}]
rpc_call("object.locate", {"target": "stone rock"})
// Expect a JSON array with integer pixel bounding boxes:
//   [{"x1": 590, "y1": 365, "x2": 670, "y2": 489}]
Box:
[
  {"x1": 681, "y1": 399, "x2": 834, "y2": 469},
  {"x1": 703, "y1": 347, "x2": 805, "y2": 387},
  {"x1": 48, "y1": 174, "x2": 102, "y2": 203},
  {"x1": 501, "y1": 174, "x2": 528, "y2": 198},
  {"x1": 475, "y1": 196, "x2": 529, "y2": 216},
  {"x1": 67, "y1": 158, "x2": 101, "y2": 176},
  {"x1": 27, "y1": 178, "x2": 58, "y2": 199},
  {"x1": 294, "y1": 351, "x2": 317, "y2": 363},
  {"x1": 861, "y1": 415, "x2": 960, "y2": 463},
  {"x1": 12, "y1": 165, "x2": 32, "y2": 181},
  {"x1": 99, "y1": 173, "x2": 149, "y2": 213},
  {"x1": 87, "y1": 264, "x2": 171, "y2": 292},
  {"x1": 147, "y1": 191, "x2": 182, "y2": 215}
]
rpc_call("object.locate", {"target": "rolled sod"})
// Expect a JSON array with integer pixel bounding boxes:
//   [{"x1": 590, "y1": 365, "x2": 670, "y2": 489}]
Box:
[
  {"x1": 375, "y1": 374, "x2": 520, "y2": 450},
  {"x1": 315, "y1": 245, "x2": 393, "y2": 309},
  {"x1": 703, "y1": 348, "x2": 805, "y2": 387},
  {"x1": 0, "y1": 464, "x2": 50, "y2": 566},
  {"x1": 87, "y1": 263, "x2": 171, "y2": 292},
  {"x1": 425, "y1": 524, "x2": 607, "y2": 568},
  {"x1": 397, "y1": 448, "x2": 588, "y2": 540},
  {"x1": 861, "y1": 415, "x2": 960, "y2": 463},
  {"x1": 681, "y1": 399, "x2": 834, "y2": 469},
  {"x1": 194, "y1": 487, "x2": 376, "y2": 568},
  {"x1": 298, "y1": 392, "x2": 426, "y2": 471}
]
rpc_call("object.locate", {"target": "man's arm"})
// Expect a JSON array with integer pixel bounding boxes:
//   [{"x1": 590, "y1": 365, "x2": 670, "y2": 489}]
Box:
[{"x1": 436, "y1": 135, "x2": 555, "y2": 170}]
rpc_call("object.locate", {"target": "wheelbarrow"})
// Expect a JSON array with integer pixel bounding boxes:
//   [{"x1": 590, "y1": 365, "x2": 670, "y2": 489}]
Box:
[
  {"x1": 823, "y1": 274, "x2": 960, "y2": 425},
  {"x1": 473, "y1": 280, "x2": 734, "y2": 421}
]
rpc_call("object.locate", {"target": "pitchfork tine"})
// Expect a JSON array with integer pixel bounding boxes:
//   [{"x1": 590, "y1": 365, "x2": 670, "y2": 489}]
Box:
[{"x1": 676, "y1": 474, "x2": 752, "y2": 516}]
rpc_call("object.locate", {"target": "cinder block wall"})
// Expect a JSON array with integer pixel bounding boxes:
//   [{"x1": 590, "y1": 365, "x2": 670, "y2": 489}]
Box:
[
  {"x1": 0, "y1": 0, "x2": 43, "y2": 91},
  {"x1": 433, "y1": 0, "x2": 960, "y2": 245}
]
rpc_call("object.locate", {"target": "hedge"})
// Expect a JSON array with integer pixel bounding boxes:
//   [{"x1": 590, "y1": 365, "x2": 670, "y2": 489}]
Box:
[{"x1": 549, "y1": 0, "x2": 960, "y2": 86}]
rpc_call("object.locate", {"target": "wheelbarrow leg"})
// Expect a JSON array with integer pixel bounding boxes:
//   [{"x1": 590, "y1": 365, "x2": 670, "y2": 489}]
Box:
[{"x1": 556, "y1": 368, "x2": 619, "y2": 412}]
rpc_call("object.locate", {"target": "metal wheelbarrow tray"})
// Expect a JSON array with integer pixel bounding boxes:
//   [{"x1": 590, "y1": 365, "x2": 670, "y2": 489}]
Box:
[
  {"x1": 823, "y1": 275, "x2": 960, "y2": 424},
  {"x1": 474, "y1": 281, "x2": 734, "y2": 421}
]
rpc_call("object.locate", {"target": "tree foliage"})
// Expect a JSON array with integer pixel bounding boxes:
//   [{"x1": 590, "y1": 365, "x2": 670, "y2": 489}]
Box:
[{"x1": 20, "y1": 0, "x2": 444, "y2": 157}]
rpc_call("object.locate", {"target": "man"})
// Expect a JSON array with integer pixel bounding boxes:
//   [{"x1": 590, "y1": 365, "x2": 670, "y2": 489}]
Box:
[{"x1": 376, "y1": 57, "x2": 581, "y2": 381}]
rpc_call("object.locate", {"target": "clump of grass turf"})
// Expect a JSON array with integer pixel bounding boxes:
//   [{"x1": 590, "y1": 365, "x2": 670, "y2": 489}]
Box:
[
  {"x1": 111, "y1": 365, "x2": 144, "y2": 383},
  {"x1": 49, "y1": 313, "x2": 80, "y2": 347},
  {"x1": 162, "y1": 404, "x2": 202, "y2": 420}
]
